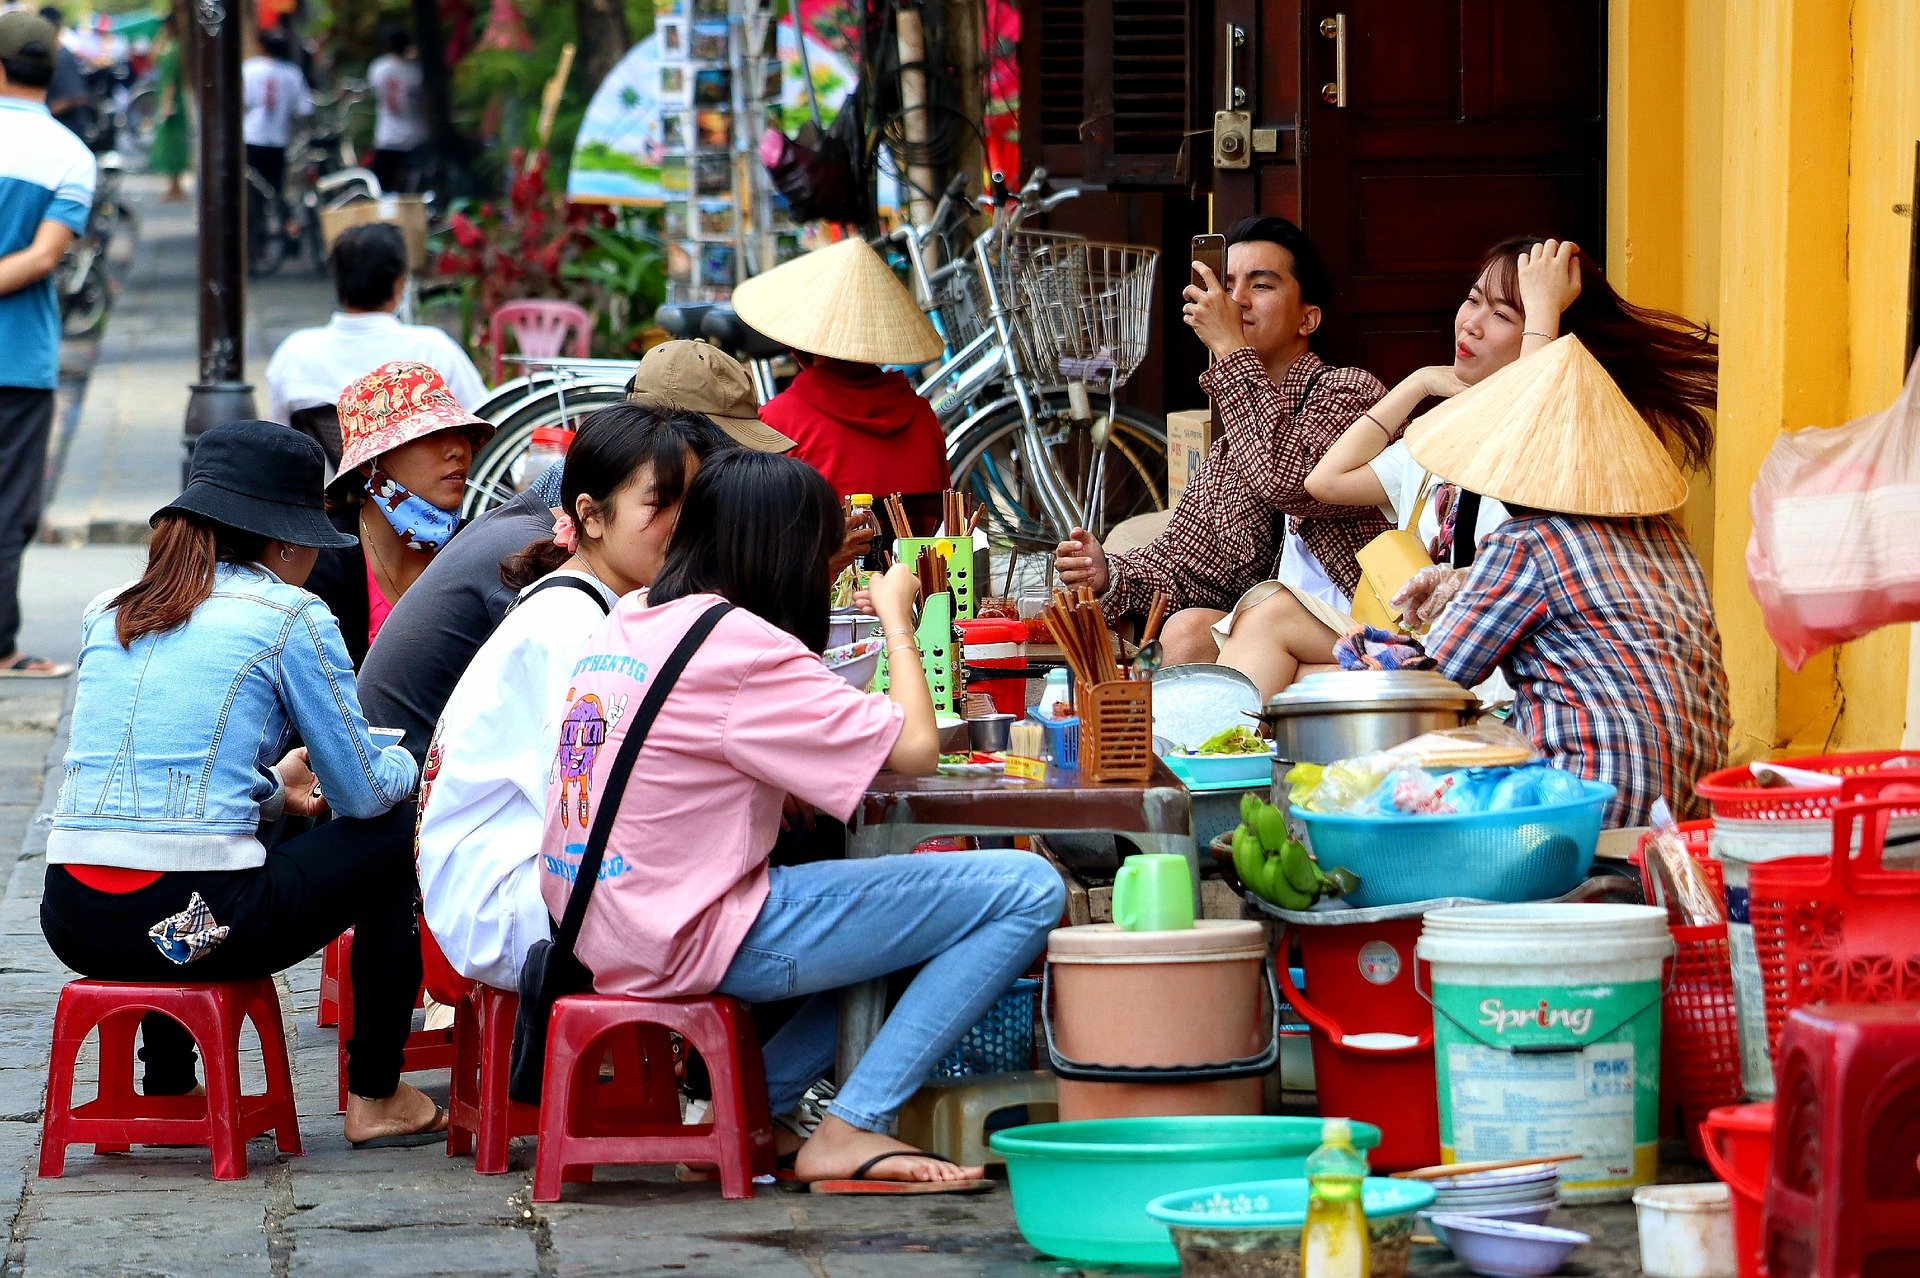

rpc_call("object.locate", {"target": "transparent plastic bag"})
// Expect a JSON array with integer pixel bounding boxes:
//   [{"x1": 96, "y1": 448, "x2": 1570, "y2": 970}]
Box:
[
  {"x1": 1385, "y1": 720, "x2": 1539, "y2": 769},
  {"x1": 1748, "y1": 350, "x2": 1920, "y2": 669}
]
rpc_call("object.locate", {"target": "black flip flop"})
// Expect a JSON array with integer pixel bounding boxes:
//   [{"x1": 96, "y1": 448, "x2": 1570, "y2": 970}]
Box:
[
  {"x1": 808, "y1": 1150, "x2": 993, "y2": 1195},
  {"x1": 349, "y1": 1104, "x2": 450, "y2": 1150}
]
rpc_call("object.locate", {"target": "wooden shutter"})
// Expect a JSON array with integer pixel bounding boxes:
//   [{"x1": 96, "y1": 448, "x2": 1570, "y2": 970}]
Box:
[
  {"x1": 1085, "y1": 0, "x2": 1199, "y2": 187},
  {"x1": 1022, "y1": 0, "x2": 1088, "y2": 176}
]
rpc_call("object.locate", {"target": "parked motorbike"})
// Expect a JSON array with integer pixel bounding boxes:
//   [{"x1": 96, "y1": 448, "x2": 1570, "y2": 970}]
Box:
[{"x1": 57, "y1": 153, "x2": 126, "y2": 339}]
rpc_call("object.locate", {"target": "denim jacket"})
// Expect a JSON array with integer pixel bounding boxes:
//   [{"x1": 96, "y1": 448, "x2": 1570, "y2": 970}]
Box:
[{"x1": 50, "y1": 562, "x2": 419, "y2": 871}]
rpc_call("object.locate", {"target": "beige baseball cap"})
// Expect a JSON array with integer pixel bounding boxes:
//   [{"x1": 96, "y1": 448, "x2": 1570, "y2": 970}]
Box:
[
  {"x1": 0, "y1": 10, "x2": 59, "y2": 61},
  {"x1": 625, "y1": 340, "x2": 795, "y2": 454}
]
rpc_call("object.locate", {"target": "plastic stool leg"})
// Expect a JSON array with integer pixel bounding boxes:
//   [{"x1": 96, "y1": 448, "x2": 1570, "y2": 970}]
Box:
[
  {"x1": 247, "y1": 991, "x2": 302, "y2": 1157},
  {"x1": 199, "y1": 1000, "x2": 249, "y2": 1181},
  {"x1": 38, "y1": 997, "x2": 87, "y2": 1179},
  {"x1": 89, "y1": 1009, "x2": 141, "y2": 1154},
  {"x1": 696, "y1": 1000, "x2": 773, "y2": 1200},
  {"x1": 532, "y1": 1036, "x2": 583, "y2": 1202}
]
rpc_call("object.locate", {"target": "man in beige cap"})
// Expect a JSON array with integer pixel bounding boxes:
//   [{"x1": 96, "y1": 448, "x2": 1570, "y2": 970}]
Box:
[
  {"x1": 731, "y1": 237, "x2": 951, "y2": 498},
  {"x1": 355, "y1": 341, "x2": 804, "y2": 759}
]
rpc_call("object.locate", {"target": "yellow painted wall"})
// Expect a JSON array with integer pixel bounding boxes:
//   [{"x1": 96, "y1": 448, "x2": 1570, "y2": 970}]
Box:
[{"x1": 1609, "y1": 0, "x2": 1920, "y2": 760}]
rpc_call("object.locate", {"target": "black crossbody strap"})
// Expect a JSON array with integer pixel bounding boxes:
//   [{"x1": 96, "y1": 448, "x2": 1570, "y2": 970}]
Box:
[
  {"x1": 1451, "y1": 490, "x2": 1484, "y2": 569},
  {"x1": 552, "y1": 601, "x2": 733, "y2": 957},
  {"x1": 510, "y1": 574, "x2": 613, "y2": 617}
]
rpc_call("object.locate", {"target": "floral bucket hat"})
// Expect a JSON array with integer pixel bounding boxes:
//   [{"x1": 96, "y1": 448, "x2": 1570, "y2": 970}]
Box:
[{"x1": 336, "y1": 360, "x2": 495, "y2": 477}]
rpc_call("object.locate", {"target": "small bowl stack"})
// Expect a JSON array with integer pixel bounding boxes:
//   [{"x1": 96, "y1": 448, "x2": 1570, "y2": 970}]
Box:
[{"x1": 1419, "y1": 1163, "x2": 1561, "y2": 1243}]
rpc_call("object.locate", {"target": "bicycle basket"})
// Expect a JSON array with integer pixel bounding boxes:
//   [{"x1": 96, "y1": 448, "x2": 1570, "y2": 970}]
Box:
[
  {"x1": 1017, "y1": 240, "x2": 1160, "y2": 392},
  {"x1": 935, "y1": 230, "x2": 1087, "y2": 378}
]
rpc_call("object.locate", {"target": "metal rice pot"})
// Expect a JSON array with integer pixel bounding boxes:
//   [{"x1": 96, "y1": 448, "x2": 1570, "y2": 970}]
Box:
[{"x1": 1258, "y1": 670, "x2": 1479, "y2": 766}]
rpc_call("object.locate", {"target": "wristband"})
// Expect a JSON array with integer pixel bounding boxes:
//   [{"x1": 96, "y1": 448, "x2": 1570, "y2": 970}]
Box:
[{"x1": 1363, "y1": 412, "x2": 1395, "y2": 441}]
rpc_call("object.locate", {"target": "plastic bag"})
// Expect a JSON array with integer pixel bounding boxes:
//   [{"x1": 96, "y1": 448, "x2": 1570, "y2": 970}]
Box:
[
  {"x1": 1748, "y1": 350, "x2": 1920, "y2": 669},
  {"x1": 1641, "y1": 796, "x2": 1724, "y2": 927},
  {"x1": 1299, "y1": 753, "x2": 1399, "y2": 814},
  {"x1": 1385, "y1": 720, "x2": 1539, "y2": 769}
]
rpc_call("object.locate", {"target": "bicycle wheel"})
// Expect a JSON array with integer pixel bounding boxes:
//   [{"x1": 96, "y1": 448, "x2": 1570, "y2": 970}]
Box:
[
  {"x1": 302, "y1": 199, "x2": 328, "y2": 276},
  {"x1": 948, "y1": 394, "x2": 1167, "y2": 551},
  {"x1": 246, "y1": 185, "x2": 284, "y2": 278},
  {"x1": 61, "y1": 268, "x2": 109, "y2": 338},
  {"x1": 462, "y1": 383, "x2": 631, "y2": 520}
]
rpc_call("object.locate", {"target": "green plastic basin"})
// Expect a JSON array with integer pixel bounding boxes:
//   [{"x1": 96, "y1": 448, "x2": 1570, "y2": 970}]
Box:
[{"x1": 988, "y1": 1116, "x2": 1384, "y2": 1268}]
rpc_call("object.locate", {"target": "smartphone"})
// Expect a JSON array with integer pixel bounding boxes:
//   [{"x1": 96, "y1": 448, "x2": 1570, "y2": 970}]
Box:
[{"x1": 1191, "y1": 233, "x2": 1227, "y2": 291}]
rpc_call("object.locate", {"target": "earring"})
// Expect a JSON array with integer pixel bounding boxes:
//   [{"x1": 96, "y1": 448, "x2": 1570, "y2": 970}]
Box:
[{"x1": 279, "y1": 547, "x2": 294, "y2": 562}]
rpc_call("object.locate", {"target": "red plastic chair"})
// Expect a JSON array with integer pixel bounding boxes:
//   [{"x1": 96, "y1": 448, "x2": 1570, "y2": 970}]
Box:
[
  {"x1": 1704, "y1": 1102, "x2": 1774, "y2": 1278},
  {"x1": 447, "y1": 983, "x2": 540, "y2": 1174},
  {"x1": 488, "y1": 299, "x2": 592, "y2": 385},
  {"x1": 318, "y1": 934, "x2": 342, "y2": 1027},
  {"x1": 41, "y1": 978, "x2": 302, "y2": 1181},
  {"x1": 1764, "y1": 1004, "x2": 1920, "y2": 1278},
  {"x1": 531, "y1": 994, "x2": 775, "y2": 1202},
  {"x1": 332, "y1": 927, "x2": 458, "y2": 1111}
]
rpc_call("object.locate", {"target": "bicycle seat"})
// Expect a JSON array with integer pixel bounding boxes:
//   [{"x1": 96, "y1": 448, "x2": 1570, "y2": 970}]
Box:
[
  {"x1": 655, "y1": 302, "x2": 714, "y2": 341},
  {"x1": 700, "y1": 305, "x2": 788, "y2": 361}
]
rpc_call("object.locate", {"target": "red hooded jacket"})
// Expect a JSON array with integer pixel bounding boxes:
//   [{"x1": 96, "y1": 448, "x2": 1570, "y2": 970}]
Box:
[{"x1": 760, "y1": 362, "x2": 950, "y2": 498}]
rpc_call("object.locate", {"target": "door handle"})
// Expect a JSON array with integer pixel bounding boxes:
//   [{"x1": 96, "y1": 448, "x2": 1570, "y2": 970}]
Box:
[{"x1": 1319, "y1": 13, "x2": 1348, "y2": 107}]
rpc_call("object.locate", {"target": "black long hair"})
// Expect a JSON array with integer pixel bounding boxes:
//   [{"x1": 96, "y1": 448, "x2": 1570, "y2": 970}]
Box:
[
  {"x1": 648, "y1": 450, "x2": 844, "y2": 653},
  {"x1": 501, "y1": 404, "x2": 733, "y2": 590},
  {"x1": 1476, "y1": 235, "x2": 1719, "y2": 470}
]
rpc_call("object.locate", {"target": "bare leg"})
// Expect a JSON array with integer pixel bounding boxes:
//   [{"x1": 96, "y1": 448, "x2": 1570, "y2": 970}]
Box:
[
  {"x1": 1216, "y1": 590, "x2": 1339, "y2": 700},
  {"x1": 1159, "y1": 608, "x2": 1229, "y2": 666}
]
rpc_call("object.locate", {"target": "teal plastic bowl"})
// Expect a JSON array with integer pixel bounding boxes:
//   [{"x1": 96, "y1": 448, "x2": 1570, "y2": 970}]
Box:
[
  {"x1": 989, "y1": 1116, "x2": 1383, "y2": 1268},
  {"x1": 1147, "y1": 1175, "x2": 1437, "y2": 1227},
  {"x1": 1163, "y1": 750, "x2": 1274, "y2": 788}
]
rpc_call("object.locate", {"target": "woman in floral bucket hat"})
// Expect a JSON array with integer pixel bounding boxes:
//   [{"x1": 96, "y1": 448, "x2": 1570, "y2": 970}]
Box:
[{"x1": 307, "y1": 360, "x2": 495, "y2": 666}]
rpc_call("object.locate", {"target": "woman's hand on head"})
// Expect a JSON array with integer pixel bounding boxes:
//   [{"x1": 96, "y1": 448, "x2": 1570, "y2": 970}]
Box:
[
  {"x1": 1416, "y1": 365, "x2": 1469, "y2": 400},
  {"x1": 274, "y1": 747, "x2": 329, "y2": 819},
  {"x1": 866, "y1": 562, "x2": 921, "y2": 629},
  {"x1": 1182, "y1": 263, "x2": 1250, "y2": 360},
  {"x1": 1516, "y1": 239, "x2": 1582, "y2": 329}
]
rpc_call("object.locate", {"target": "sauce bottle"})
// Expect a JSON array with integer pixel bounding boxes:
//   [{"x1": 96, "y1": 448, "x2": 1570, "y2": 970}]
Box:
[
  {"x1": 1300, "y1": 1118, "x2": 1369, "y2": 1277},
  {"x1": 847, "y1": 494, "x2": 887, "y2": 572}
]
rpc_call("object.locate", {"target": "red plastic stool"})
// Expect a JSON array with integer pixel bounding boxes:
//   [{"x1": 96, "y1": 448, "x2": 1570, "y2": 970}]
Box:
[
  {"x1": 1764, "y1": 1004, "x2": 1920, "y2": 1278},
  {"x1": 531, "y1": 994, "x2": 774, "y2": 1202},
  {"x1": 1704, "y1": 1102, "x2": 1773, "y2": 1278},
  {"x1": 41, "y1": 978, "x2": 302, "y2": 1181},
  {"x1": 447, "y1": 984, "x2": 540, "y2": 1174},
  {"x1": 318, "y1": 934, "x2": 342, "y2": 1027},
  {"x1": 333, "y1": 928, "x2": 457, "y2": 1111}
]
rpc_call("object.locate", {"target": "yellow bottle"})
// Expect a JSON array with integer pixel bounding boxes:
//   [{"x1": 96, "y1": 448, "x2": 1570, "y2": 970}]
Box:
[{"x1": 1300, "y1": 1118, "x2": 1370, "y2": 1278}]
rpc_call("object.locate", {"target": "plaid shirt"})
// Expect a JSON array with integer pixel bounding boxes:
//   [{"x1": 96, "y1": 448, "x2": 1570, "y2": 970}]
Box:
[
  {"x1": 1105, "y1": 349, "x2": 1388, "y2": 620},
  {"x1": 1426, "y1": 514, "x2": 1730, "y2": 826}
]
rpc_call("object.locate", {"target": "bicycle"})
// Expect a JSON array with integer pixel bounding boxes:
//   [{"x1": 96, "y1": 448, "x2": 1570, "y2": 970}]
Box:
[{"x1": 248, "y1": 85, "x2": 368, "y2": 278}]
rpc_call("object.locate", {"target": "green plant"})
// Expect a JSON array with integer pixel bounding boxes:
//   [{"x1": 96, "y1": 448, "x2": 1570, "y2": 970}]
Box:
[{"x1": 561, "y1": 219, "x2": 667, "y2": 359}]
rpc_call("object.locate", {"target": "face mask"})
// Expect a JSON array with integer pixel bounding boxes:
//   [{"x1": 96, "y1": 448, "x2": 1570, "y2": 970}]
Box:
[{"x1": 365, "y1": 468, "x2": 459, "y2": 552}]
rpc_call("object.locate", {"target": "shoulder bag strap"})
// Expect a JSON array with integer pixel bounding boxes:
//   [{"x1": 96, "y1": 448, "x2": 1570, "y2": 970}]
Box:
[
  {"x1": 551, "y1": 600, "x2": 733, "y2": 959},
  {"x1": 1451, "y1": 491, "x2": 1483, "y2": 568},
  {"x1": 509, "y1": 574, "x2": 613, "y2": 618}
]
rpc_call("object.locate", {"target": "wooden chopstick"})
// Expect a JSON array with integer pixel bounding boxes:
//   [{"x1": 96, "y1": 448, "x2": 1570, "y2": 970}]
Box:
[
  {"x1": 1143, "y1": 592, "x2": 1171, "y2": 647},
  {"x1": 1391, "y1": 1154, "x2": 1581, "y2": 1181}
]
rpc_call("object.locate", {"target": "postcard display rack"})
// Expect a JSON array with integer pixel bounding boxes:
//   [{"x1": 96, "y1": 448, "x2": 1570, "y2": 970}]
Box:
[{"x1": 657, "y1": 0, "x2": 798, "y2": 299}]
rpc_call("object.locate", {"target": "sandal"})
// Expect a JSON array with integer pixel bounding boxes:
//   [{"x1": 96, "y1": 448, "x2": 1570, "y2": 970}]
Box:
[
  {"x1": 0, "y1": 655, "x2": 71, "y2": 679},
  {"x1": 348, "y1": 1103, "x2": 450, "y2": 1150},
  {"x1": 807, "y1": 1150, "x2": 993, "y2": 1196}
]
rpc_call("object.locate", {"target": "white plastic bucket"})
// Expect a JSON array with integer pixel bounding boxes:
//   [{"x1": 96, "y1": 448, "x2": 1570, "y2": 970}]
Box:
[
  {"x1": 1633, "y1": 1182, "x2": 1738, "y2": 1277},
  {"x1": 1417, "y1": 904, "x2": 1673, "y2": 1203}
]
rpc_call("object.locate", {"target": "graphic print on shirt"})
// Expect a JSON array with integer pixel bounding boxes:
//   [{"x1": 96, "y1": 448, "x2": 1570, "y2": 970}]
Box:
[
  {"x1": 412, "y1": 724, "x2": 445, "y2": 865},
  {"x1": 554, "y1": 688, "x2": 627, "y2": 828}
]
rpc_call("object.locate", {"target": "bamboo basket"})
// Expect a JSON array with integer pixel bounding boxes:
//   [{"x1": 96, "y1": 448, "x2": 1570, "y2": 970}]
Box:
[{"x1": 1076, "y1": 679, "x2": 1153, "y2": 783}]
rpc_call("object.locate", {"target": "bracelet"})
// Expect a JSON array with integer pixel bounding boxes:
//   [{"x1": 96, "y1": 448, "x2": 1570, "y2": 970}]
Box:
[
  {"x1": 1362, "y1": 411, "x2": 1396, "y2": 441},
  {"x1": 888, "y1": 644, "x2": 921, "y2": 660},
  {"x1": 1523, "y1": 330, "x2": 1554, "y2": 339},
  {"x1": 884, "y1": 627, "x2": 917, "y2": 641}
]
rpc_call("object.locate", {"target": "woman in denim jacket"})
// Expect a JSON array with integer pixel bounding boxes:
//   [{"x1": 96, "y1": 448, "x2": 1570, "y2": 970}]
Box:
[{"x1": 40, "y1": 421, "x2": 446, "y2": 1148}]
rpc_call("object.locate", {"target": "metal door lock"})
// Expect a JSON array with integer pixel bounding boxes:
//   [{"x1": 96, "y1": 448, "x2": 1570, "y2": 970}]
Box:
[{"x1": 1213, "y1": 23, "x2": 1251, "y2": 169}]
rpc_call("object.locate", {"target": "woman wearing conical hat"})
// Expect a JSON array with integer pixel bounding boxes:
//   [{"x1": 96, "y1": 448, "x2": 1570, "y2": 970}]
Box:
[
  {"x1": 1393, "y1": 335, "x2": 1730, "y2": 826},
  {"x1": 1213, "y1": 236, "x2": 1719, "y2": 702},
  {"x1": 731, "y1": 238, "x2": 951, "y2": 499}
]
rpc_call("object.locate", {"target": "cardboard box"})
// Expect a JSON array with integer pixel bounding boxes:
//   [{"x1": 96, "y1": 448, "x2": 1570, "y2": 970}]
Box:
[
  {"x1": 1166, "y1": 409, "x2": 1214, "y2": 504},
  {"x1": 319, "y1": 195, "x2": 431, "y2": 272}
]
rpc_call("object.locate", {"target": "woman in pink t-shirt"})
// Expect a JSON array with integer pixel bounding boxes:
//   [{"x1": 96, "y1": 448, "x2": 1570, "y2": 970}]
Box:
[{"x1": 540, "y1": 452, "x2": 1064, "y2": 1193}]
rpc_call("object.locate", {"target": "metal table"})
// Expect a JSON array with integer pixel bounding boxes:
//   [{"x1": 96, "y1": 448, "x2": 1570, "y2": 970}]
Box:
[{"x1": 833, "y1": 759, "x2": 1197, "y2": 1083}]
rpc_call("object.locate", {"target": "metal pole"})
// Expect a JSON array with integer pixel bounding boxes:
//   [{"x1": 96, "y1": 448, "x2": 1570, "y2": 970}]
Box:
[{"x1": 182, "y1": 0, "x2": 256, "y2": 479}]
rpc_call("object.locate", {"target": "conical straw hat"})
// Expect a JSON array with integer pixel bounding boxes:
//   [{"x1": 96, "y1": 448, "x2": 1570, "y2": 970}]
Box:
[
  {"x1": 731, "y1": 238, "x2": 945, "y2": 367},
  {"x1": 1402, "y1": 335, "x2": 1688, "y2": 516}
]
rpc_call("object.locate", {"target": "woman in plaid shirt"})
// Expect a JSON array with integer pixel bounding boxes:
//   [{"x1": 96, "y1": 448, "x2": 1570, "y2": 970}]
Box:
[
  {"x1": 1053, "y1": 218, "x2": 1386, "y2": 663},
  {"x1": 1401, "y1": 337, "x2": 1729, "y2": 826}
]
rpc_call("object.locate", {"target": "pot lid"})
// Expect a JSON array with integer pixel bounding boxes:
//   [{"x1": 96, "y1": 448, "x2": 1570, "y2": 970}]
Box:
[
  {"x1": 1048, "y1": 919, "x2": 1267, "y2": 960},
  {"x1": 1262, "y1": 670, "x2": 1479, "y2": 718}
]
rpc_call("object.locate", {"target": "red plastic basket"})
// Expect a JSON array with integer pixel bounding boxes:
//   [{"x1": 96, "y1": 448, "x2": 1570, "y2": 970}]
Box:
[
  {"x1": 1634, "y1": 821, "x2": 1743, "y2": 1158},
  {"x1": 1694, "y1": 751, "x2": 1910, "y2": 823},
  {"x1": 1748, "y1": 788, "x2": 1920, "y2": 1058}
]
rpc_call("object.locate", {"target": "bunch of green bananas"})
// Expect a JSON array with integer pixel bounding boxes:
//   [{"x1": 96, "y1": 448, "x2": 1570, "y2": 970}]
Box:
[{"x1": 1230, "y1": 793, "x2": 1360, "y2": 911}]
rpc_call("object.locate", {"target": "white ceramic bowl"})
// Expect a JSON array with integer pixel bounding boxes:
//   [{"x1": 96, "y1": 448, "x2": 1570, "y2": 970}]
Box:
[
  {"x1": 1428, "y1": 1214, "x2": 1590, "y2": 1277},
  {"x1": 1419, "y1": 1201, "x2": 1558, "y2": 1249}
]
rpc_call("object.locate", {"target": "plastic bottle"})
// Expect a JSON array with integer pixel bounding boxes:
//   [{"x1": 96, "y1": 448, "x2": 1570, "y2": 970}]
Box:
[
  {"x1": 1300, "y1": 1118, "x2": 1369, "y2": 1278},
  {"x1": 847, "y1": 493, "x2": 887, "y2": 571},
  {"x1": 522, "y1": 426, "x2": 573, "y2": 489},
  {"x1": 1035, "y1": 668, "x2": 1073, "y2": 721}
]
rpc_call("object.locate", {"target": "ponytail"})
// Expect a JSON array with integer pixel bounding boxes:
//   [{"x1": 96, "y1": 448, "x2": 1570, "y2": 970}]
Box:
[
  {"x1": 113, "y1": 514, "x2": 270, "y2": 647},
  {"x1": 500, "y1": 536, "x2": 572, "y2": 592}
]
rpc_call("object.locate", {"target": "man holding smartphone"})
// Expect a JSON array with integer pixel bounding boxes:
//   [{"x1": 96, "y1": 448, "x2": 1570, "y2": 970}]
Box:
[{"x1": 1054, "y1": 216, "x2": 1387, "y2": 664}]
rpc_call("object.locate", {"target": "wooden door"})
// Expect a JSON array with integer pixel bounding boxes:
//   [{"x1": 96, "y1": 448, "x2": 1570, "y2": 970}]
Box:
[{"x1": 1293, "y1": 1, "x2": 1606, "y2": 384}]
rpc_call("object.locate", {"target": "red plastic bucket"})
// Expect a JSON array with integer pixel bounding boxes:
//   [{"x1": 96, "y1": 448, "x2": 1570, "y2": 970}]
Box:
[
  {"x1": 1702, "y1": 1102, "x2": 1773, "y2": 1278},
  {"x1": 1275, "y1": 915, "x2": 1438, "y2": 1171}
]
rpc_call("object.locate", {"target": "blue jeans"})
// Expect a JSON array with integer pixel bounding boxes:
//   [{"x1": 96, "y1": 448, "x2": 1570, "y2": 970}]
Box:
[{"x1": 716, "y1": 849, "x2": 1065, "y2": 1134}]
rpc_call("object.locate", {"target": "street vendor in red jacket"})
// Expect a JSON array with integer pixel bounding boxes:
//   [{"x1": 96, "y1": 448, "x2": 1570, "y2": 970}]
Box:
[
  {"x1": 732, "y1": 237, "x2": 951, "y2": 498},
  {"x1": 1054, "y1": 217, "x2": 1388, "y2": 665}
]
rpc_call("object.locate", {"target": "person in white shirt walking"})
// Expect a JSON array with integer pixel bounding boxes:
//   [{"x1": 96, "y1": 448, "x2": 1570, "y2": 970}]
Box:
[
  {"x1": 241, "y1": 32, "x2": 312, "y2": 202},
  {"x1": 265, "y1": 223, "x2": 487, "y2": 465},
  {"x1": 367, "y1": 24, "x2": 427, "y2": 194}
]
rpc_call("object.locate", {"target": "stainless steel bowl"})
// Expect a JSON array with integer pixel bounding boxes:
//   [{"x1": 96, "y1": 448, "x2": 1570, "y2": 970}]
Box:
[
  {"x1": 968, "y1": 713, "x2": 1017, "y2": 751},
  {"x1": 1259, "y1": 669, "x2": 1479, "y2": 765}
]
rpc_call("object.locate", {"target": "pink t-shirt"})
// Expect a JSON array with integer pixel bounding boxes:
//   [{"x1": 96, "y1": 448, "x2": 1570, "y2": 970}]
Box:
[
  {"x1": 538, "y1": 593, "x2": 904, "y2": 999},
  {"x1": 365, "y1": 556, "x2": 394, "y2": 647}
]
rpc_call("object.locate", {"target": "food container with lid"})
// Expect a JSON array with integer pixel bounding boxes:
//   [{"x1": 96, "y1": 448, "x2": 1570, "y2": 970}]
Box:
[{"x1": 1260, "y1": 670, "x2": 1479, "y2": 767}]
